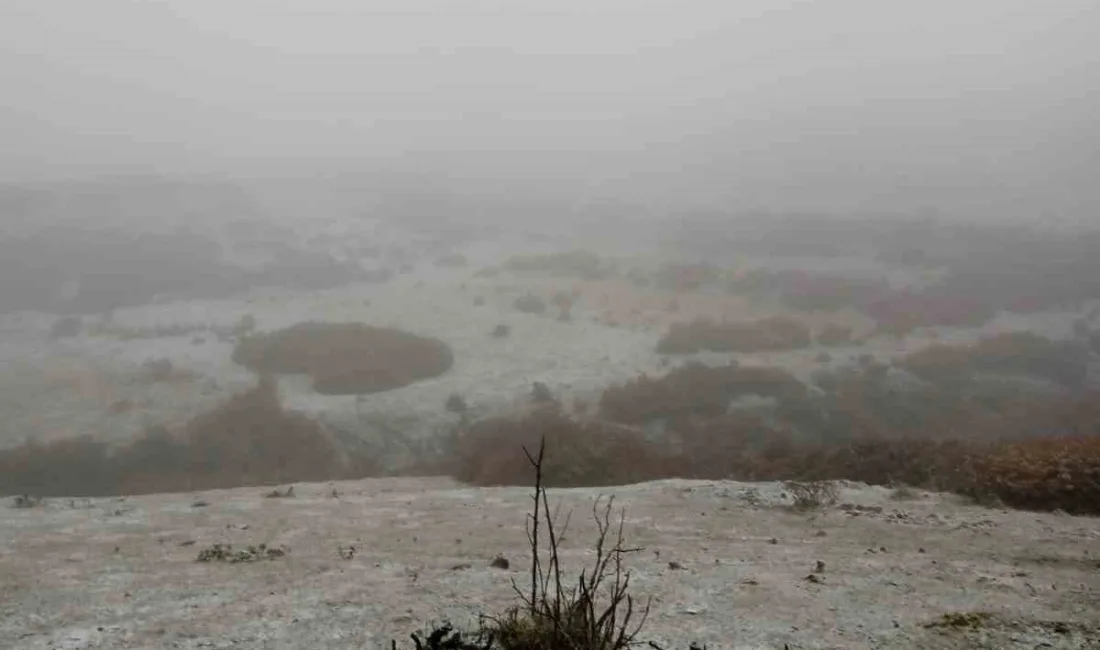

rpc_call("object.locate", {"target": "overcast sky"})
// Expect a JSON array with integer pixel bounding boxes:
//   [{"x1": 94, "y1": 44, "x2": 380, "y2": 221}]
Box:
[{"x1": 1, "y1": 0, "x2": 1098, "y2": 218}]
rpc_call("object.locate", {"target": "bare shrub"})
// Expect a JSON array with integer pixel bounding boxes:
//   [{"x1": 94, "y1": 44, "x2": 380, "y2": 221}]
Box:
[
  {"x1": 397, "y1": 438, "x2": 656, "y2": 650},
  {"x1": 656, "y1": 316, "x2": 812, "y2": 354},
  {"x1": 783, "y1": 480, "x2": 839, "y2": 511},
  {"x1": 231, "y1": 321, "x2": 454, "y2": 395},
  {"x1": 494, "y1": 439, "x2": 650, "y2": 650}
]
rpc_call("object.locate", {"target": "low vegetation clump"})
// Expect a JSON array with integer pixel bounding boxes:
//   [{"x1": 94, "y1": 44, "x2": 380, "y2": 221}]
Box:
[
  {"x1": 451, "y1": 350, "x2": 1100, "y2": 513},
  {"x1": 86, "y1": 321, "x2": 215, "y2": 341},
  {"x1": 139, "y1": 357, "x2": 195, "y2": 383},
  {"x1": 231, "y1": 321, "x2": 454, "y2": 395},
  {"x1": 450, "y1": 409, "x2": 669, "y2": 488},
  {"x1": 196, "y1": 542, "x2": 287, "y2": 564},
  {"x1": 783, "y1": 480, "x2": 840, "y2": 511},
  {"x1": 48, "y1": 316, "x2": 83, "y2": 339},
  {"x1": 502, "y1": 250, "x2": 616, "y2": 280},
  {"x1": 0, "y1": 377, "x2": 372, "y2": 497},
  {"x1": 598, "y1": 362, "x2": 806, "y2": 425},
  {"x1": 656, "y1": 316, "x2": 812, "y2": 354},
  {"x1": 512, "y1": 294, "x2": 548, "y2": 314},
  {"x1": 445, "y1": 393, "x2": 469, "y2": 415},
  {"x1": 970, "y1": 435, "x2": 1100, "y2": 514},
  {"x1": 814, "y1": 323, "x2": 855, "y2": 346},
  {"x1": 11, "y1": 494, "x2": 44, "y2": 508},
  {"x1": 861, "y1": 289, "x2": 999, "y2": 336},
  {"x1": 899, "y1": 331, "x2": 1088, "y2": 390}
]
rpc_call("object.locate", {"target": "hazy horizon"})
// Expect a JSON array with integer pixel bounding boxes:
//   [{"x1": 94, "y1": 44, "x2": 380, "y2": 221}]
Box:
[{"x1": 2, "y1": 0, "x2": 1098, "y2": 220}]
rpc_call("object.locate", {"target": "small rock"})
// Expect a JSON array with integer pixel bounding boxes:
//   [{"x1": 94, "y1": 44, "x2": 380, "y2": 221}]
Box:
[
  {"x1": 451, "y1": 563, "x2": 472, "y2": 571},
  {"x1": 668, "y1": 561, "x2": 685, "y2": 570},
  {"x1": 804, "y1": 574, "x2": 824, "y2": 584},
  {"x1": 490, "y1": 555, "x2": 510, "y2": 570},
  {"x1": 815, "y1": 530, "x2": 827, "y2": 537},
  {"x1": 769, "y1": 537, "x2": 778, "y2": 545},
  {"x1": 815, "y1": 560, "x2": 826, "y2": 573}
]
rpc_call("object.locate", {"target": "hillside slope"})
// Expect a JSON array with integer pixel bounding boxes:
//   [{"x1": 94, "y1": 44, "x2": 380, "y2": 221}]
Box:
[{"x1": 2, "y1": 477, "x2": 1098, "y2": 649}]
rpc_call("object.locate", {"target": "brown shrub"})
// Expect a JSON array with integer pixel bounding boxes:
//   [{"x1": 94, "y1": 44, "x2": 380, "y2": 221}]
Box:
[
  {"x1": 0, "y1": 377, "x2": 368, "y2": 497},
  {"x1": 450, "y1": 409, "x2": 669, "y2": 487},
  {"x1": 656, "y1": 316, "x2": 812, "y2": 354},
  {"x1": 231, "y1": 322, "x2": 454, "y2": 395},
  {"x1": 815, "y1": 323, "x2": 854, "y2": 346},
  {"x1": 862, "y1": 290, "x2": 997, "y2": 336},
  {"x1": 784, "y1": 480, "x2": 840, "y2": 510},
  {"x1": 971, "y1": 435, "x2": 1100, "y2": 514},
  {"x1": 900, "y1": 332, "x2": 1086, "y2": 390},
  {"x1": 598, "y1": 362, "x2": 807, "y2": 425}
]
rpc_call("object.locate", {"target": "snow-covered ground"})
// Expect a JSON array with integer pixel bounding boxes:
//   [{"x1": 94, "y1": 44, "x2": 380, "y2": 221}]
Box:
[{"x1": 2, "y1": 476, "x2": 1097, "y2": 650}]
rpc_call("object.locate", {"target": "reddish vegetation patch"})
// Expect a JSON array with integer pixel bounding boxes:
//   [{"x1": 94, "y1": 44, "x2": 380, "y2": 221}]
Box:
[
  {"x1": 232, "y1": 322, "x2": 454, "y2": 395},
  {"x1": 656, "y1": 316, "x2": 812, "y2": 354},
  {"x1": 450, "y1": 351, "x2": 1100, "y2": 514},
  {"x1": 863, "y1": 290, "x2": 997, "y2": 336},
  {"x1": 972, "y1": 435, "x2": 1100, "y2": 515},
  {"x1": 449, "y1": 404, "x2": 1100, "y2": 514}
]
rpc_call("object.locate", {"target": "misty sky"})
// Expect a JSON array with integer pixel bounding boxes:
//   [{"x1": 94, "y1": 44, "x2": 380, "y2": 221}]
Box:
[{"x1": 1, "y1": 0, "x2": 1098, "y2": 218}]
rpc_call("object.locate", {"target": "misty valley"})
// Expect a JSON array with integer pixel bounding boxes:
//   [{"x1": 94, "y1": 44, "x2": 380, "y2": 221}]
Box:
[{"x1": 1, "y1": 179, "x2": 1098, "y2": 649}]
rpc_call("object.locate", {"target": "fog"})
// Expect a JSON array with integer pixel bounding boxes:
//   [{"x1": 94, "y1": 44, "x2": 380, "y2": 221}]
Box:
[{"x1": 2, "y1": 0, "x2": 1098, "y2": 219}]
